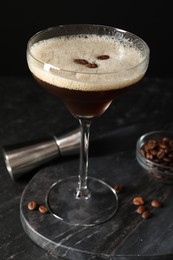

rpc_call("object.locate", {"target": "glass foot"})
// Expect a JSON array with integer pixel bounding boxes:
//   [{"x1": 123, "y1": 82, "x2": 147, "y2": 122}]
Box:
[{"x1": 46, "y1": 176, "x2": 118, "y2": 226}]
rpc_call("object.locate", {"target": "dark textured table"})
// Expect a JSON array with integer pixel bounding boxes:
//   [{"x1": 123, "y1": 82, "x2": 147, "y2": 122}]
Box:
[{"x1": 0, "y1": 76, "x2": 173, "y2": 260}]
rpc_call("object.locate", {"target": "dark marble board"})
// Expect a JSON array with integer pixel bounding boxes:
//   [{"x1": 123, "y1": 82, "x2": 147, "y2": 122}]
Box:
[{"x1": 20, "y1": 144, "x2": 173, "y2": 260}]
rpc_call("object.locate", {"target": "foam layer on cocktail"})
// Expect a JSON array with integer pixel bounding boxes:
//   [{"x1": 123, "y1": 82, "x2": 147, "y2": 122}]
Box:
[{"x1": 28, "y1": 34, "x2": 148, "y2": 91}]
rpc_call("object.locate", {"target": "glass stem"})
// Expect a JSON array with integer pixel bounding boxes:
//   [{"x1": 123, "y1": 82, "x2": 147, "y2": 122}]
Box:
[{"x1": 76, "y1": 118, "x2": 92, "y2": 199}]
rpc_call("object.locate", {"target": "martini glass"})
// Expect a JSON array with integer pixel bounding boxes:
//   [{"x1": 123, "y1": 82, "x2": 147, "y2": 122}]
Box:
[{"x1": 27, "y1": 24, "x2": 149, "y2": 226}]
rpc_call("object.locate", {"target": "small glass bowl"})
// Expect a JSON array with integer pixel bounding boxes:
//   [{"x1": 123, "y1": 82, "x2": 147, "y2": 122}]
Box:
[{"x1": 136, "y1": 130, "x2": 173, "y2": 183}]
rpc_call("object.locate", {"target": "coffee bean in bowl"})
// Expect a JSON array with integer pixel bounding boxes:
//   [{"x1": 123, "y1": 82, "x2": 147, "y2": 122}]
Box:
[{"x1": 136, "y1": 130, "x2": 173, "y2": 183}]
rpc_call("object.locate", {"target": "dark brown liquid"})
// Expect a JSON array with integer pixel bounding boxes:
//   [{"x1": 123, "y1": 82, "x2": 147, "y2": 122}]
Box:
[{"x1": 33, "y1": 75, "x2": 138, "y2": 118}]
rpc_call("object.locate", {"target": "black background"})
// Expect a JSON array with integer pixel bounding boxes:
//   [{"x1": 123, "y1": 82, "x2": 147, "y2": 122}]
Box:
[{"x1": 0, "y1": 1, "x2": 172, "y2": 77}]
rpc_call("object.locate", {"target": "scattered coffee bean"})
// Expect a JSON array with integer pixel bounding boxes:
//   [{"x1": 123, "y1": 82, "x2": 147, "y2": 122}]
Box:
[
  {"x1": 38, "y1": 205, "x2": 48, "y2": 214},
  {"x1": 97, "y1": 55, "x2": 110, "y2": 60},
  {"x1": 133, "y1": 196, "x2": 163, "y2": 220},
  {"x1": 27, "y1": 201, "x2": 37, "y2": 211},
  {"x1": 132, "y1": 197, "x2": 145, "y2": 206},
  {"x1": 141, "y1": 210, "x2": 151, "y2": 219},
  {"x1": 136, "y1": 205, "x2": 146, "y2": 214},
  {"x1": 151, "y1": 199, "x2": 162, "y2": 208},
  {"x1": 114, "y1": 184, "x2": 122, "y2": 193}
]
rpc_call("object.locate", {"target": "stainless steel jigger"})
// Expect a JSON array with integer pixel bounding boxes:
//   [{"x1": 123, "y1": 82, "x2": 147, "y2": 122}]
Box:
[{"x1": 2, "y1": 128, "x2": 81, "y2": 181}]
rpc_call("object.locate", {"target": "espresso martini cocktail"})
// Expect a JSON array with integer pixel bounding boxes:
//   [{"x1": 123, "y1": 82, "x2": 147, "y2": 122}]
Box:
[
  {"x1": 27, "y1": 24, "x2": 150, "y2": 225},
  {"x1": 28, "y1": 30, "x2": 148, "y2": 118}
]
